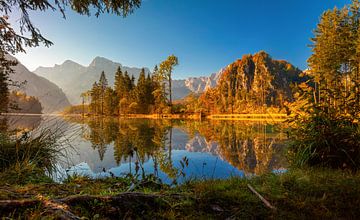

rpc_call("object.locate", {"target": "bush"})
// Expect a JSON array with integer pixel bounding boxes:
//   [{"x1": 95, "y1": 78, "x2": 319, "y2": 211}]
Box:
[{"x1": 289, "y1": 111, "x2": 360, "y2": 170}]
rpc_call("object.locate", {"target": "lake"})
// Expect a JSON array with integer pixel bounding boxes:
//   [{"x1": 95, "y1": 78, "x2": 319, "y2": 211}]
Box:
[{"x1": 1, "y1": 115, "x2": 288, "y2": 183}]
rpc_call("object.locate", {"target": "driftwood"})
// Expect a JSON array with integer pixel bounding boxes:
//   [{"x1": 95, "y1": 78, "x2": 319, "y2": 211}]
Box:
[
  {"x1": 0, "y1": 192, "x2": 187, "y2": 218},
  {"x1": 247, "y1": 184, "x2": 276, "y2": 210}
]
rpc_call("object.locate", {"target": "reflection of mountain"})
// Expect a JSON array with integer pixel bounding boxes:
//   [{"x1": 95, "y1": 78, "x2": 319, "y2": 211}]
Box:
[
  {"x1": 68, "y1": 117, "x2": 287, "y2": 176},
  {"x1": 185, "y1": 134, "x2": 218, "y2": 155},
  {"x1": 182, "y1": 120, "x2": 287, "y2": 174}
]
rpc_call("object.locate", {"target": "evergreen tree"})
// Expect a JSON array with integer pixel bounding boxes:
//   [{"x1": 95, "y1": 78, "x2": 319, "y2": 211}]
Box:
[
  {"x1": 114, "y1": 67, "x2": 124, "y2": 114},
  {"x1": 90, "y1": 82, "x2": 101, "y2": 114},
  {"x1": 135, "y1": 68, "x2": 148, "y2": 113},
  {"x1": 99, "y1": 71, "x2": 108, "y2": 115},
  {"x1": 104, "y1": 87, "x2": 116, "y2": 115}
]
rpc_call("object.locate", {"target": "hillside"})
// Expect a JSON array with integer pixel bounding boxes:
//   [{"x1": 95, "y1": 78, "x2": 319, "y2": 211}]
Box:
[
  {"x1": 199, "y1": 51, "x2": 304, "y2": 113},
  {"x1": 7, "y1": 56, "x2": 71, "y2": 113},
  {"x1": 34, "y1": 57, "x2": 151, "y2": 104}
]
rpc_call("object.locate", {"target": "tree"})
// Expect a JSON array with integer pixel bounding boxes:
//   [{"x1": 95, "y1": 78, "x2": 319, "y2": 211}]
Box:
[
  {"x1": 307, "y1": 0, "x2": 360, "y2": 118},
  {"x1": 0, "y1": 0, "x2": 141, "y2": 113},
  {"x1": 135, "y1": 68, "x2": 148, "y2": 113},
  {"x1": 90, "y1": 82, "x2": 101, "y2": 114},
  {"x1": 152, "y1": 65, "x2": 167, "y2": 113},
  {"x1": 159, "y1": 55, "x2": 179, "y2": 108},
  {"x1": 104, "y1": 87, "x2": 116, "y2": 115},
  {"x1": 0, "y1": 55, "x2": 17, "y2": 113},
  {"x1": 99, "y1": 71, "x2": 108, "y2": 115}
]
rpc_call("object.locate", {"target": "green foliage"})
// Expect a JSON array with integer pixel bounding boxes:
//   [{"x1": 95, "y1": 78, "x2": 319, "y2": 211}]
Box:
[
  {"x1": 289, "y1": 110, "x2": 360, "y2": 170},
  {"x1": 307, "y1": 0, "x2": 360, "y2": 117},
  {"x1": 3, "y1": 168, "x2": 360, "y2": 219},
  {"x1": 288, "y1": 0, "x2": 360, "y2": 170}
]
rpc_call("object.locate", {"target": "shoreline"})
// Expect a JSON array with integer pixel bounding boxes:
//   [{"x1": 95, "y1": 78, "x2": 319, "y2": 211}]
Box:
[{"x1": 61, "y1": 113, "x2": 290, "y2": 121}]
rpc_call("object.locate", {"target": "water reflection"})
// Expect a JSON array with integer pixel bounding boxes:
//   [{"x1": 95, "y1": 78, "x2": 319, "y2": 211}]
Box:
[
  {"x1": 2, "y1": 115, "x2": 288, "y2": 182},
  {"x1": 64, "y1": 117, "x2": 287, "y2": 180}
]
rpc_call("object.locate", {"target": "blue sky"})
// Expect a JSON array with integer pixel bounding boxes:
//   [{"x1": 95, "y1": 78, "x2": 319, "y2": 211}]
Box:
[{"x1": 14, "y1": 0, "x2": 349, "y2": 79}]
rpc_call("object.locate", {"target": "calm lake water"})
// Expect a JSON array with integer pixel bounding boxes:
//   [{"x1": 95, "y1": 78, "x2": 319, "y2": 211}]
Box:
[{"x1": 2, "y1": 115, "x2": 288, "y2": 183}]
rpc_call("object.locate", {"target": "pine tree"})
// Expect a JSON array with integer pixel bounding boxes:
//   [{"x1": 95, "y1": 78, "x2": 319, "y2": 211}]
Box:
[
  {"x1": 99, "y1": 71, "x2": 108, "y2": 115},
  {"x1": 104, "y1": 87, "x2": 116, "y2": 115},
  {"x1": 114, "y1": 67, "x2": 124, "y2": 114},
  {"x1": 90, "y1": 82, "x2": 101, "y2": 114},
  {"x1": 135, "y1": 68, "x2": 148, "y2": 113}
]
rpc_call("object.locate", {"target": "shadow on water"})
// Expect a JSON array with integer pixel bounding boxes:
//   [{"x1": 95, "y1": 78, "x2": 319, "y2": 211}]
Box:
[{"x1": 1, "y1": 115, "x2": 288, "y2": 183}]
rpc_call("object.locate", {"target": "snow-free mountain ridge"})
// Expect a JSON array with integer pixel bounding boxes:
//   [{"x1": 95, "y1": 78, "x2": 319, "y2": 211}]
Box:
[
  {"x1": 34, "y1": 57, "x2": 222, "y2": 104},
  {"x1": 7, "y1": 55, "x2": 71, "y2": 113}
]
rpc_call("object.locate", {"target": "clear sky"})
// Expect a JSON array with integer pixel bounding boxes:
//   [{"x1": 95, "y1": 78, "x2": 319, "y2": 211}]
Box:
[{"x1": 14, "y1": 0, "x2": 349, "y2": 79}]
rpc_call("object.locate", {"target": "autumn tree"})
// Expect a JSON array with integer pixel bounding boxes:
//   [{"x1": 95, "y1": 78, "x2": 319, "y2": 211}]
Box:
[{"x1": 159, "y1": 55, "x2": 179, "y2": 108}]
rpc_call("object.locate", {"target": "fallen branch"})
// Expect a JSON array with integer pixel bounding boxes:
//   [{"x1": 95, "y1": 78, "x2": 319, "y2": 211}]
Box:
[
  {"x1": 0, "y1": 192, "x2": 189, "y2": 217},
  {"x1": 247, "y1": 184, "x2": 276, "y2": 210}
]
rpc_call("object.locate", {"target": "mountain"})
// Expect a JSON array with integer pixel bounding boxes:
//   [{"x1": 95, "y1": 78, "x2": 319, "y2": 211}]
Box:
[
  {"x1": 199, "y1": 51, "x2": 304, "y2": 113},
  {"x1": 7, "y1": 55, "x2": 71, "y2": 113},
  {"x1": 34, "y1": 57, "x2": 151, "y2": 104},
  {"x1": 172, "y1": 71, "x2": 223, "y2": 100},
  {"x1": 34, "y1": 56, "x2": 223, "y2": 104}
]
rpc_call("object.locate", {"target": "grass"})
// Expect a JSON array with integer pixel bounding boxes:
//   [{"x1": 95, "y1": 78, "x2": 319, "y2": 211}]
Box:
[
  {"x1": 0, "y1": 127, "x2": 69, "y2": 185},
  {"x1": 1, "y1": 168, "x2": 360, "y2": 219}
]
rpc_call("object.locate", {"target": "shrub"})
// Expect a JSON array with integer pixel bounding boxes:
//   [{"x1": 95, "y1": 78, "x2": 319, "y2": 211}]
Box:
[{"x1": 289, "y1": 111, "x2": 360, "y2": 170}]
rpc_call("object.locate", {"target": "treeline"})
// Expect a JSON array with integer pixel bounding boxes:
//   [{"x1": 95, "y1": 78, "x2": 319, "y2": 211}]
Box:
[
  {"x1": 8, "y1": 91, "x2": 42, "y2": 114},
  {"x1": 83, "y1": 55, "x2": 178, "y2": 116}
]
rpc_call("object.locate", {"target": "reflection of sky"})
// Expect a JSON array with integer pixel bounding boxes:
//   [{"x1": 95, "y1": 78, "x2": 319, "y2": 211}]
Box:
[
  {"x1": 8, "y1": 115, "x2": 286, "y2": 182},
  {"x1": 57, "y1": 127, "x2": 245, "y2": 183},
  {"x1": 63, "y1": 150, "x2": 244, "y2": 184}
]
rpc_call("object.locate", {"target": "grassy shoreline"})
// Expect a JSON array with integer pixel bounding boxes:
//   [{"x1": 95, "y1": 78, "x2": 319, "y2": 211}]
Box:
[{"x1": 1, "y1": 168, "x2": 359, "y2": 219}]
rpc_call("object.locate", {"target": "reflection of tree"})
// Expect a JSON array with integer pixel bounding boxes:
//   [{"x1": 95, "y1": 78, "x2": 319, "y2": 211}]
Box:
[
  {"x1": 182, "y1": 120, "x2": 287, "y2": 175},
  {"x1": 75, "y1": 117, "x2": 178, "y2": 178},
  {"x1": 68, "y1": 116, "x2": 286, "y2": 176}
]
